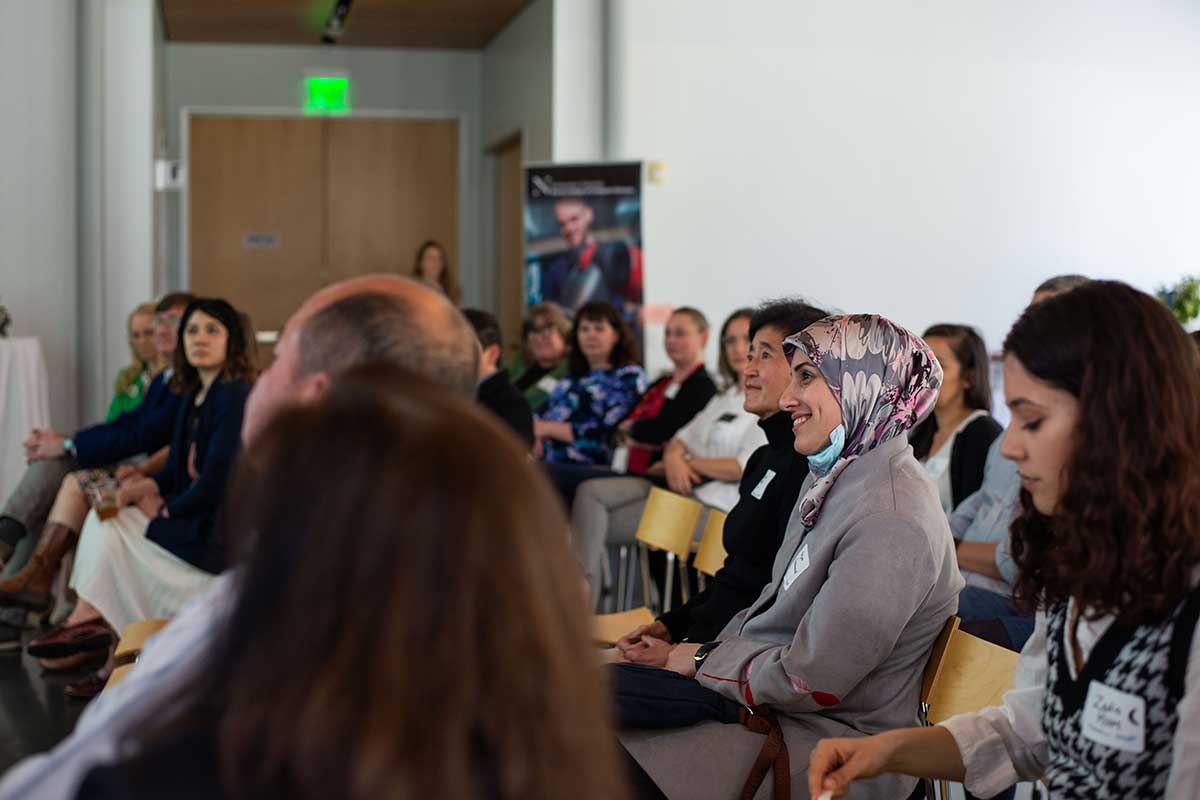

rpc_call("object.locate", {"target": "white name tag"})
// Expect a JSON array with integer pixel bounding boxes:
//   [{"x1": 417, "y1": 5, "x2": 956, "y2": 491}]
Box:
[
  {"x1": 537, "y1": 376, "x2": 560, "y2": 395},
  {"x1": 664, "y1": 382, "x2": 681, "y2": 400},
  {"x1": 782, "y1": 544, "x2": 809, "y2": 591},
  {"x1": 751, "y1": 469, "x2": 776, "y2": 499},
  {"x1": 1081, "y1": 680, "x2": 1146, "y2": 753},
  {"x1": 610, "y1": 445, "x2": 630, "y2": 474}
]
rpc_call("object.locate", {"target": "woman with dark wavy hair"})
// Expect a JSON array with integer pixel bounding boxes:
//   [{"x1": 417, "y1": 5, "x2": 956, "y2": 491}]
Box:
[
  {"x1": 24, "y1": 299, "x2": 255, "y2": 698},
  {"x1": 809, "y1": 281, "x2": 1200, "y2": 799}
]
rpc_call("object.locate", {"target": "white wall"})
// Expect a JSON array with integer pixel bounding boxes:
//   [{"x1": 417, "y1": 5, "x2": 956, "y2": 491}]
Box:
[
  {"x1": 77, "y1": 0, "x2": 159, "y2": 424},
  {"x1": 552, "y1": 0, "x2": 605, "y2": 162},
  {"x1": 478, "y1": 0, "x2": 555, "y2": 310},
  {"x1": 609, "y1": 0, "x2": 1200, "y2": 376},
  {"x1": 163, "y1": 43, "x2": 483, "y2": 302},
  {"x1": 0, "y1": 0, "x2": 78, "y2": 430},
  {"x1": 482, "y1": 0, "x2": 555, "y2": 160}
]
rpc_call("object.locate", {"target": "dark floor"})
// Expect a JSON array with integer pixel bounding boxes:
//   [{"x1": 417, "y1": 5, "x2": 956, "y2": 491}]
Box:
[{"x1": 0, "y1": 631, "x2": 88, "y2": 775}]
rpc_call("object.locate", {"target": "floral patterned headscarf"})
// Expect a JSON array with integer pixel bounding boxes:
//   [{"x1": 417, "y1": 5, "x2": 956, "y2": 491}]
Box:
[{"x1": 783, "y1": 314, "x2": 942, "y2": 529}]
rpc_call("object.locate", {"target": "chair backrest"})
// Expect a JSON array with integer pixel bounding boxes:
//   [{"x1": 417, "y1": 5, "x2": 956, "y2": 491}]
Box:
[
  {"x1": 921, "y1": 617, "x2": 960, "y2": 705},
  {"x1": 921, "y1": 617, "x2": 1021, "y2": 725},
  {"x1": 114, "y1": 618, "x2": 170, "y2": 666},
  {"x1": 104, "y1": 663, "x2": 135, "y2": 693},
  {"x1": 693, "y1": 510, "x2": 729, "y2": 577},
  {"x1": 635, "y1": 487, "x2": 704, "y2": 560}
]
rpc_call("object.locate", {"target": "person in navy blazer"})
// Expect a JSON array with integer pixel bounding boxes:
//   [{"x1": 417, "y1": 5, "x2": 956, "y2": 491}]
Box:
[{"x1": 24, "y1": 298, "x2": 256, "y2": 698}]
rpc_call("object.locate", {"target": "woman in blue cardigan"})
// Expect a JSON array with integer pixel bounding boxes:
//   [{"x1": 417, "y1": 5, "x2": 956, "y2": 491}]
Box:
[{"x1": 27, "y1": 298, "x2": 254, "y2": 697}]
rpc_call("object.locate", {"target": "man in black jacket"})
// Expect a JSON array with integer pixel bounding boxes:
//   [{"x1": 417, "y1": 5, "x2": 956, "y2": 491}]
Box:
[{"x1": 463, "y1": 309, "x2": 534, "y2": 447}]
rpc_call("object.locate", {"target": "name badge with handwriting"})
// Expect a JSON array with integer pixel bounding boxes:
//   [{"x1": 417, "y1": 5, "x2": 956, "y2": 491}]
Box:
[
  {"x1": 1081, "y1": 680, "x2": 1145, "y2": 753},
  {"x1": 782, "y1": 544, "x2": 809, "y2": 591}
]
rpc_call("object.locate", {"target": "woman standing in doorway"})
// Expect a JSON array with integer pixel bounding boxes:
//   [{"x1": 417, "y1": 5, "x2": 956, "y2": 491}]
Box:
[{"x1": 411, "y1": 240, "x2": 462, "y2": 305}]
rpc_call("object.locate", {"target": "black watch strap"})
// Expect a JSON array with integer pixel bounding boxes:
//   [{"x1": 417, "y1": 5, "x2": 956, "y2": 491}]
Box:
[{"x1": 693, "y1": 640, "x2": 721, "y2": 669}]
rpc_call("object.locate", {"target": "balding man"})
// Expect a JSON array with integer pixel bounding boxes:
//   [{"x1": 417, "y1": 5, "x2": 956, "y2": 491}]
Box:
[{"x1": 0, "y1": 275, "x2": 479, "y2": 800}]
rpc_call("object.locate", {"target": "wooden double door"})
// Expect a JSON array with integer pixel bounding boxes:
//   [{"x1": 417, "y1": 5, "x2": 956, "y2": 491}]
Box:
[{"x1": 188, "y1": 115, "x2": 459, "y2": 343}]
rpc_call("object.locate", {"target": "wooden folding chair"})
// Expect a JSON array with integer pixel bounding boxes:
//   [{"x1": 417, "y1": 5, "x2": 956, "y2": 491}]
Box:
[
  {"x1": 103, "y1": 618, "x2": 170, "y2": 694},
  {"x1": 918, "y1": 617, "x2": 1021, "y2": 799},
  {"x1": 593, "y1": 488, "x2": 703, "y2": 644},
  {"x1": 112, "y1": 618, "x2": 169, "y2": 667},
  {"x1": 633, "y1": 488, "x2": 704, "y2": 614},
  {"x1": 692, "y1": 509, "x2": 728, "y2": 591}
]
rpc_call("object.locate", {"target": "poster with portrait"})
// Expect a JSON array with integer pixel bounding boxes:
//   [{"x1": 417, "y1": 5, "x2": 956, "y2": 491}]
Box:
[{"x1": 524, "y1": 162, "x2": 644, "y2": 340}]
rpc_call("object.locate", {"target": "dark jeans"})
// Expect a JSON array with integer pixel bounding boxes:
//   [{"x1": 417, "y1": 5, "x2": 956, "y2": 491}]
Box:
[
  {"x1": 957, "y1": 585, "x2": 1035, "y2": 652},
  {"x1": 544, "y1": 462, "x2": 621, "y2": 510}
]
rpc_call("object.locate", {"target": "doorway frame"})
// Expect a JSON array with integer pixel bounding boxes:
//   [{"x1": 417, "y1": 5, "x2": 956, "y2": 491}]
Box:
[
  {"x1": 482, "y1": 126, "x2": 528, "y2": 329},
  {"x1": 179, "y1": 106, "x2": 469, "y2": 329}
]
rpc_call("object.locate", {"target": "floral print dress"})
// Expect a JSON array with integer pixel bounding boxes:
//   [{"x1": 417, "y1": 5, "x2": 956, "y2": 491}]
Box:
[{"x1": 538, "y1": 364, "x2": 648, "y2": 465}]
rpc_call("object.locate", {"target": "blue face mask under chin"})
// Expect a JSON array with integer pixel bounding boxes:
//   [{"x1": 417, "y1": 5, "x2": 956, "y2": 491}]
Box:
[{"x1": 807, "y1": 423, "x2": 846, "y2": 476}]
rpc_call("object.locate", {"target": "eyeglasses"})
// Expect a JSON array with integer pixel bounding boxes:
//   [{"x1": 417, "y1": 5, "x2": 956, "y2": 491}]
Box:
[
  {"x1": 528, "y1": 324, "x2": 558, "y2": 336},
  {"x1": 156, "y1": 313, "x2": 182, "y2": 328}
]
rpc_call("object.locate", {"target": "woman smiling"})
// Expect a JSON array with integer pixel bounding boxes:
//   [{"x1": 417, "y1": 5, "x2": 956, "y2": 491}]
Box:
[
  {"x1": 620, "y1": 314, "x2": 962, "y2": 800},
  {"x1": 809, "y1": 282, "x2": 1200, "y2": 799}
]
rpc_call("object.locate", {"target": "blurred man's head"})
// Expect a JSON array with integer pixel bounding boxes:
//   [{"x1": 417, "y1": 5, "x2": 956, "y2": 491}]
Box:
[
  {"x1": 462, "y1": 308, "x2": 504, "y2": 380},
  {"x1": 153, "y1": 292, "x2": 195, "y2": 356},
  {"x1": 1031, "y1": 274, "x2": 1089, "y2": 306},
  {"x1": 554, "y1": 198, "x2": 595, "y2": 250},
  {"x1": 242, "y1": 275, "x2": 479, "y2": 444}
]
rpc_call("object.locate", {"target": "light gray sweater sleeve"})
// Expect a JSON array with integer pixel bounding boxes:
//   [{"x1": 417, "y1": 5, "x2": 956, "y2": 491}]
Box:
[{"x1": 697, "y1": 512, "x2": 940, "y2": 711}]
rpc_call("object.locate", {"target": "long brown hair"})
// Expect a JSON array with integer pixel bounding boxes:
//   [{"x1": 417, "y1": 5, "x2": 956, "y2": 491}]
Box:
[
  {"x1": 1004, "y1": 281, "x2": 1200, "y2": 623},
  {"x1": 412, "y1": 239, "x2": 462, "y2": 305},
  {"x1": 169, "y1": 298, "x2": 257, "y2": 394},
  {"x1": 127, "y1": 364, "x2": 624, "y2": 800}
]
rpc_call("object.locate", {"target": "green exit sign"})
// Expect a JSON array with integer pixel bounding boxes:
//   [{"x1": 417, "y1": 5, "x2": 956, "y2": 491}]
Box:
[{"x1": 304, "y1": 76, "x2": 350, "y2": 115}]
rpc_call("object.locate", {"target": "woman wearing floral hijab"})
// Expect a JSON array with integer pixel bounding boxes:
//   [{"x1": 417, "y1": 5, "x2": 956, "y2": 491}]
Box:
[{"x1": 619, "y1": 315, "x2": 964, "y2": 800}]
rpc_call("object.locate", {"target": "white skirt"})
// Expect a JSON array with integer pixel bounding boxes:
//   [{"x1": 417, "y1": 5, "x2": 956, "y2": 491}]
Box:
[{"x1": 69, "y1": 507, "x2": 216, "y2": 632}]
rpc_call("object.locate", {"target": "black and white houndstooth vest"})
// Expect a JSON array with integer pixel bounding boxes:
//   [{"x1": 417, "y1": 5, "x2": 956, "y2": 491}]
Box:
[{"x1": 1040, "y1": 587, "x2": 1200, "y2": 798}]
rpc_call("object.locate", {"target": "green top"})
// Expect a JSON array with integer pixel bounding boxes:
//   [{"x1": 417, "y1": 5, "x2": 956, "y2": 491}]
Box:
[
  {"x1": 506, "y1": 355, "x2": 569, "y2": 413},
  {"x1": 105, "y1": 368, "x2": 150, "y2": 422}
]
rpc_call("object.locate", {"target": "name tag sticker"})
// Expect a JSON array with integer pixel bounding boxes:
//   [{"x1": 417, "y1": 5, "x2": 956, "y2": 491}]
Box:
[
  {"x1": 664, "y1": 383, "x2": 681, "y2": 400},
  {"x1": 536, "y1": 376, "x2": 560, "y2": 395},
  {"x1": 1081, "y1": 681, "x2": 1146, "y2": 753},
  {"x1": 610, "y1": 445, "x2": 630, "y2": 474},
  {"x1": 751, "y1": 469, "x2": 776, "y2": 499},
  {"x1": 782, "y1": 544, "x2": 809, "y2": 591}
]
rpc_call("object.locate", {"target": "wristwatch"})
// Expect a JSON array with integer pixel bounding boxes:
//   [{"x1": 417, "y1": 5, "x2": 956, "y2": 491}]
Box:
[
  {"x1": 693, "y1": 641, "x2": 721, "y2": 671},
  {"x1": 63, "y1": 438, "x2": 76, "y2": 458}
]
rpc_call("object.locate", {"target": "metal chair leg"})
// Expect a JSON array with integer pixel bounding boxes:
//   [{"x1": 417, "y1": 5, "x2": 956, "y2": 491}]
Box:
[
  {"x1": 677, "y1": 557, "x2": 690, "y2": 604},
  {"x1": 663, "y1": 552, "x2": 676, "y2": 613},
  {"x1": 639, "y1": 544, "x2": 654, "y2": 614},
  {"x1": 600, "y1": 551, "x2": 614, "y2": 614},
  {"x1": 697, "y1": 573, "x2": 707, "y2": 593},
  {"x1": 616, "y1": 545, "x2": 629, "y2": 613},
  {"x1": 626, "y1": 550, "x2": 637, "y2": 609}
]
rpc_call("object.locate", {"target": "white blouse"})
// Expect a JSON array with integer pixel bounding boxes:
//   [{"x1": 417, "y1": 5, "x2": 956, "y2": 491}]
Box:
[
  {"x1": 940, "y1": 596, "x2": 1200, "y2": 798},
  {"x1": 923, "y1": 409, "x2": 988, "y2": 514},
  {"x1": 672, "y1": 387, "x2": 765, "y2": 512}
]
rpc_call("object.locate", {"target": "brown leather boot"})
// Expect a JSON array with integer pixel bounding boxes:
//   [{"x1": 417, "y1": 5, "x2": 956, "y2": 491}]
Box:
[{"x1": 0, "y1": 522, "x2": 77, "y2": 612}]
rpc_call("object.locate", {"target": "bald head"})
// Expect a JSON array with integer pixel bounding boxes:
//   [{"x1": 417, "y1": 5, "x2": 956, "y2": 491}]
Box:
[{"x1": 242, "y1": 274, "x2": 479, "y2": 444}]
